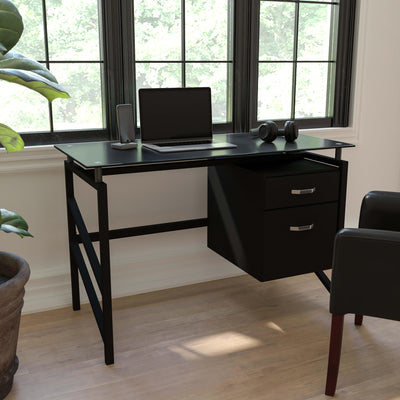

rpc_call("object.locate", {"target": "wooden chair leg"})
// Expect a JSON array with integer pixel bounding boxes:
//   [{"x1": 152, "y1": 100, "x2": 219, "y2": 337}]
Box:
[
  {"x1": 325, "y1": 314, "x2": 344, "y2": 396},
  {"x1": 355, "y1": 314, "x2": 363, "y2": 326}
]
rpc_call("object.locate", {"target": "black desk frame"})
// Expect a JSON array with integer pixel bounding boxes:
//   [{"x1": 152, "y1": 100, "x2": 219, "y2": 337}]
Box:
[
  {"x1": 65, "y1": 157, "x2": 233, "y2": 365},
  {"x1": 60, "y1": 137, "x2": 350, "y2": 365}
]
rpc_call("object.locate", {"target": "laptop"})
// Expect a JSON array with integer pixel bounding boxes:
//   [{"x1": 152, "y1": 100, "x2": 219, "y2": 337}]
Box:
[{"x1": 138, "y1": 87, "x2": 237, "y2": 152}]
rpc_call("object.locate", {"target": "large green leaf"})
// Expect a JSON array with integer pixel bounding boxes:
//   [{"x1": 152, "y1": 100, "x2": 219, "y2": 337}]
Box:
[
  {"x1": 0, "y1": 51, "x2": 70, "y2": 102},
  {"x1": 0, "y1": 0, "x2": 23, "y2": 54},
  {"x1": 0, "y1": 209, "x2": 32, "y2": 238},
  {"x1": 0, "y1": 123, "x2": 24, "y2": 152}
]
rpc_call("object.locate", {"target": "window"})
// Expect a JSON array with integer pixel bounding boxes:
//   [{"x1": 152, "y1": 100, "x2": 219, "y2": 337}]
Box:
[
  {"x1": 133, "y1": 0, "x2": 234, "y2": 126},
  {"x1": 3, "y1": 0, "x2": 356, "y2": 146},
  {"x1": 251, "y1": 0, "x2": 355, "y2": 129},
  {"x1": 257, "y1": 1, "x2": 339, "y2": 122},
  {"x1": 2, "y1": 0, "x2": 107, "y2": 145}
]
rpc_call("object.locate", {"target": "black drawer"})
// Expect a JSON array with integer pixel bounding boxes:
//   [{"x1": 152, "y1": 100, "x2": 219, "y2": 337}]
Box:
[
  {"x1": 258, "y1": 203, "x2": 338, "y2": 281},
  {"x1": 264, "y1": 171, "x2": 339, "y2": 210},
  {"x1": 207, "y1": 158, "x2": 345, "y2": 283}
]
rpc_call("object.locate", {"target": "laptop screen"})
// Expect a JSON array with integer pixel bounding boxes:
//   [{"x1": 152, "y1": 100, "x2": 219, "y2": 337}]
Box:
[{"x1": 139, "y1": 87, "x2": 212, "y2": 143}]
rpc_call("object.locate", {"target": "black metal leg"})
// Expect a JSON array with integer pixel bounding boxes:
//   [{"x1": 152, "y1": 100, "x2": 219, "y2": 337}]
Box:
[
  {"x1": 65, "y1": 160, "x2": 81, "y2": 310},
  {"x1": 355, "y1": 314, "x2": 363, "y2": 326},
  {"x1": 97, "y1": 180, "x2": 114, "y2": 365},
  {"x1": 315, "y1": 270, "x2": 331, "y2": 292}
]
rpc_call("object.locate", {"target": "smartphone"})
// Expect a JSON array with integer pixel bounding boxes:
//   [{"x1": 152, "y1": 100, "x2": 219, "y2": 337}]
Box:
[{"x1": 116, "y1": 104, "x2": 135, "y2": 143}]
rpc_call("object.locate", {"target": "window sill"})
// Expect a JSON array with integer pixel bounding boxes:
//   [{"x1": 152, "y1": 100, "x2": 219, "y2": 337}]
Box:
[
  {"x1": 301, "y1": 126, "x2": 358, "y2": 145},
  {"x1": 0, "y1": 145, "x2": 65, "y2": 174}
]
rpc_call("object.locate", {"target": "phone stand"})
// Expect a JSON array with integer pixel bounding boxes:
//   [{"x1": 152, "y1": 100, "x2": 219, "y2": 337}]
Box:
[
  {"x1": 111, "y1": 142, "x2": 138, "y2": 150},
  {"x1": 112, "y1": 104, "x2": 138, "y2": 150}
]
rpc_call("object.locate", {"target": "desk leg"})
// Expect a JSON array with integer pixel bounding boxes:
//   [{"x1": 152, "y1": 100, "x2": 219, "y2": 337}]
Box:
[
  {"x1": 315, "y1": 270, "x2": 331, "y2": 292},
  {"x1": 97, "y1": 180, "x2": 114, "y2": 365},
  {"x1": 65, "y1": 160, "x2": 81, "y2": 311}
]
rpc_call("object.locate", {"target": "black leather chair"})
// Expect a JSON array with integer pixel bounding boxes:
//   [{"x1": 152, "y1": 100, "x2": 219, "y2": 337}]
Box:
[{"x1": 325, "y1": 191, "x2": 400, "y2": 396}]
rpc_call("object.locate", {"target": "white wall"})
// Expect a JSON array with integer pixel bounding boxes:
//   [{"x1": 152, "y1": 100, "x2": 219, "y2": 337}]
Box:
[
  {"x1": 1, "y1": 0, "x2": 399, "y2": 314},
  {"x1": 341, "y1": 0, "x2": 400, "y2": 225}
]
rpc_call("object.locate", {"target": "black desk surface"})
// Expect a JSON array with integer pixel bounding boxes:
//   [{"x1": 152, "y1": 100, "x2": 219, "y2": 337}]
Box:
[{"x1": 55, "y1": 133, "x2": 354, "y2": 170}]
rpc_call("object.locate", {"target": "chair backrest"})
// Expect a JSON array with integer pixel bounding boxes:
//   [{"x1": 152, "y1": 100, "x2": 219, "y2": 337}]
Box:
[{"x1": 359, "y1": 191, "x2": 400, "y2": 231}]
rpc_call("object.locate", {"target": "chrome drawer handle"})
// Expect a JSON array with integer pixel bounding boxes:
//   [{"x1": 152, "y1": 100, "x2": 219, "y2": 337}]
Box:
[
  {"x1": 291, "y1": 188, "x2": 316, "y2": 195},
  {"x1": 290, "y1": 224, "x2": 314, "y2": 232}
]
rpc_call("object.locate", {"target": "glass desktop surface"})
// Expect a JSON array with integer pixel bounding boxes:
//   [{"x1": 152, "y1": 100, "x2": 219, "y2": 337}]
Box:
[{"x1": 54, "y1": 133, "x2": 354, "y2": 170}]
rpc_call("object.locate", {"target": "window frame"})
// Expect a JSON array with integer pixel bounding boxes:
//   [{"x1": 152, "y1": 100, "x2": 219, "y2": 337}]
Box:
[
  {"x1": 18, "y1": 0, "x2": 356, "y2": 146},
  {"x1": 244, "y1": 0, "x2": 357, "y2": 131},
  {"x1": 131, "y1": 0, "x2": 235, "y2": 134},
  {"x1": 17, "y1": 0, "x2": 113, "y2": 146}
]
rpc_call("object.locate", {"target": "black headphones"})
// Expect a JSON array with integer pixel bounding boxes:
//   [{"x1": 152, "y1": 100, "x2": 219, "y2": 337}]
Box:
[{"x1": 250, "y1": 120, "x2": 298, "y2": 143}]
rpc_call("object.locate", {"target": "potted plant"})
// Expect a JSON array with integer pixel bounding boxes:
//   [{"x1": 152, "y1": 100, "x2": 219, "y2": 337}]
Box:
[{"x1": 0, "y1": 0, "x2": 69, "y2": 397}]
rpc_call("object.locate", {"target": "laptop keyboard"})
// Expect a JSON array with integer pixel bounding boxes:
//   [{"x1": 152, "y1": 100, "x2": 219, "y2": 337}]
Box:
[{"x1": 157, "y1": 140, "x2": 212, "y2": 147}]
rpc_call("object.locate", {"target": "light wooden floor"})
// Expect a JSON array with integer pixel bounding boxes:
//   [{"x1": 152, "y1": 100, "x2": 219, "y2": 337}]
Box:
[{"x1": 7, "y1": 273, "x2": 400, "y2": 400}]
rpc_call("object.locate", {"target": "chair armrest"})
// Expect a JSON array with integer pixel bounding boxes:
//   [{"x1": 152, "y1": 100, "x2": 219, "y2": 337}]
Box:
[
  {"x1": 330, "y1": 228, "x2": 400, "y2": 321},
  {"x1": 359, "y1": 191, "x2": 400, "y2": 231}
]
